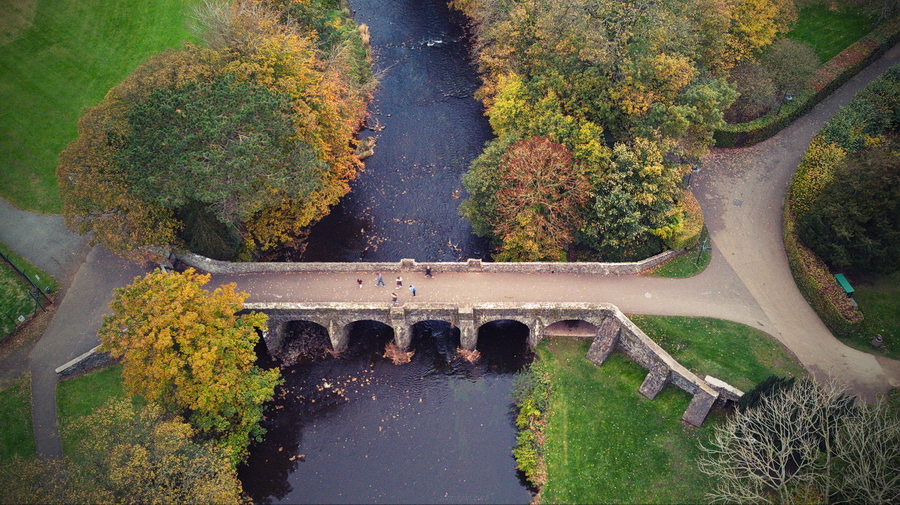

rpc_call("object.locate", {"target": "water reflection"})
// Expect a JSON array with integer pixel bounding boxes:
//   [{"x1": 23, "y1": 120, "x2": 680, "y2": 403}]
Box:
[{"x1": 240, "y1": 323, "x2": 534, "y2": 504}]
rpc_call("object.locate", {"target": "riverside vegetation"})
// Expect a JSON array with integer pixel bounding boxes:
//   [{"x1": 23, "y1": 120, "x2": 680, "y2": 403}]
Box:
[
  {"x1": 56, "y1": 0, "x2": 374, "y2": 261},
  {"x1": 511, "y1": 316, "x2": 807, "y2": 503}
]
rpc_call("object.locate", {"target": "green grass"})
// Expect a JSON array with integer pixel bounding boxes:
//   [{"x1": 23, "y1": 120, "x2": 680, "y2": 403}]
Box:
[
  {"x1": 789, "y1": 1, "x2": 879, "y2": 62},
  {"x1": 847, "y1": 270, "x2": 900, "y2": 360},
  {"x1": 647, "y1": 227, "x2": 711, "y2": 278},
  {"x1": 56, "y1": 364, "x2": 128, "y2": 456},
  {"x1": 0, "y1": 373, "x2": 36, "y2": 464},
  {"x1": 537, "y1": 340, "x2": 718, "y2": 504},
  {"x1": 0, "y1": 241, "x2": 58, "y2": 340},
  {"x1": 629, "y1": 315, "x2": 807, "y2": 391},
  {"x1": 534, "y1": 318, "x2": 806, "y2": 503},
  {"x1": 0, "y1": 0, "x2": 199, "y2": 213}
]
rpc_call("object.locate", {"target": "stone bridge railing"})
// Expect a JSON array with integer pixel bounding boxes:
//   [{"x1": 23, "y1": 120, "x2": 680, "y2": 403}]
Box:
[
  {"x1": 179, "y1": 250, "x2": 682, "y2": 276},
  {"x1": 245, "y1": 301, "x2": 739, "y2": 426}
]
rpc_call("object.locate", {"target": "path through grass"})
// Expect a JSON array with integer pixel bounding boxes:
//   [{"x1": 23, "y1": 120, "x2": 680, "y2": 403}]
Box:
[{"x1": 0, "y1": 0, "x2": 199, "y2": 212}]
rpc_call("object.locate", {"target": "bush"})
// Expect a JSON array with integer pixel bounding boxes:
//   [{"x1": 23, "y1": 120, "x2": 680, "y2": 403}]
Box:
[
  {"x1": 797, "y1": 139, "x2": 900, "y2": 273},
  {"x1": 715, "y1": 15, "x2": 900, "y2": 147},
  {"x1": 660, "y1": 189, "x2": 704, "y2": 251},
  {"x1": 783, "y1": 206, "x2": 862, "y2": 336}
]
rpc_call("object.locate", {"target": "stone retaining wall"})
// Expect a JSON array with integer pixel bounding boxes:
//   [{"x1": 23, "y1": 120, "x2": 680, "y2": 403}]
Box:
[
  {"x1": 178, "y1": 249, "x2": 683, "y2": 276},
  {"x1": 55, "y1": 346, "x2": 117, "y2": 380}
]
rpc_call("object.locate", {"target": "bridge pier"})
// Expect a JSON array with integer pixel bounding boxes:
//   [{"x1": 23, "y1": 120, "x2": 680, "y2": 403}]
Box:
[
  {"x1": 391, "y1": 307, "x2": 412, "y2": 350},
  {"x1": 457, "y1": 307, "x2": 476, "y2": 350},
  {"x1": 329, "y1": 320, "x2": 350, "y2": 352}
]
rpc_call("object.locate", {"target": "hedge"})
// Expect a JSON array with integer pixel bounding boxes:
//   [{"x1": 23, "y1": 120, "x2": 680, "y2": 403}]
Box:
[
  {"x1": 782, "y1": 205, "x2": 862, "y2": 337},
  {"x1": 715, "y1": 15, "x2": 900, "y2": 148}
]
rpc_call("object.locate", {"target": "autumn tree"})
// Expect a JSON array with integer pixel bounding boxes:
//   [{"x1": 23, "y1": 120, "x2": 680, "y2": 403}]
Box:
[
  {"x1": 99, "y1": 268, "x2": 281, "y2": 464},
  {"x1": 65, "y1": 399, "x2": 245, "y2": 503},
  {"x1": 58, "y1": 0, "x2": 373, "y2": 260},
  {"x1": 0, "y1": 399, "x2": 246, "y2": 503},
  {"x1": 452, "y1": 0, "x2": 761, "y2": 260},
  {"x1": 492, "y1": 137, "x2": 591, "y2": 261}
]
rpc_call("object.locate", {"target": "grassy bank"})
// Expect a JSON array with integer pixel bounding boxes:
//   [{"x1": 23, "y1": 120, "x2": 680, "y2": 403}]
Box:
[
  {"x1": 847, "y1": 270, "x2": 900, "y2": 360},
  {"x1": 0, "y1": 241, "x2": 57, "y2": 341},
  {"x1": 0, "y1": 0, "x2": 199, "y2": 212},
  {"x1": 530, "y1": 317, "x2": 806, "y2": 503},
  {"x1": 0, "y1": 373, "x2": 35, "y2": 464},
  {"x1": 56, "y1": 364, "x2": 128, "y2": 457},
  {"x1": 789, "y1": 1, "x2": 879, "y2": 61},
  {"x1": 629, "y1": 316, "x2": 807, "y2": 391}
]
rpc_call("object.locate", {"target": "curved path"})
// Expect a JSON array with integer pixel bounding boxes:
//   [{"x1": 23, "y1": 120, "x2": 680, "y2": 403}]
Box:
[{"x1": 2, "y1": 44, "x2": 900, "y2": 459}]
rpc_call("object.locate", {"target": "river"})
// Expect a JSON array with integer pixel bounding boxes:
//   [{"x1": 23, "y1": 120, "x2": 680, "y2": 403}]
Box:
[
  {"x1": 238, "y1": 1, "x2": 534, "y2": 503},
  {"x1": 300, "y1": 0, "x2": 492, "y2": 262}
]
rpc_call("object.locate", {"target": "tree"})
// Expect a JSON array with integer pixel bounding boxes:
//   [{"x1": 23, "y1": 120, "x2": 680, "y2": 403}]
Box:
[
  {"x1": 797, "y1": 137, "x2": 900, "y2": 273},
  {"x1": 65, "y1": 399, "x2": 245, "y2": 504},
  {"x1": 492, "y1": 137, "x2": 591, "y2": 261},
  {"x1": 579, "y1": 138, "x2": 684, "y2": 258},
  {"x1": 59, "y1": 0, "x2": 373, "y2": 260},
  {"x1": 700, "y1": 377, "x2": 900, "y2": 504},
  {"x1": 99, "y1": 268, "x2": 282, "y2": 464},
  {"x1": 0, "y1": 400, "x2": 245, "y2": 504}
]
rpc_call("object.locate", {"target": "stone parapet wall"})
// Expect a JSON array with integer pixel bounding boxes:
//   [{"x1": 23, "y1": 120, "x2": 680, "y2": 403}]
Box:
[{"x1": 178, "y1": 249, "x2": 683, "y2": 276}]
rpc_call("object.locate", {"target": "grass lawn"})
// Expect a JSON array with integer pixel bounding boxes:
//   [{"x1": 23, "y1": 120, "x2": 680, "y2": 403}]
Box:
[
  {"x1": 629, "y1": 315, "x2": 807, "y2": 391},
  {"x1": 0, "y1": 241, "x2": 58, "y2": 341},
  {"x1": 789, "y1": 1, "x2": 879, "y2": 62},
  {"x1": 0, "y1": 0, "x2": 199, "y2": 213},
  {"x1": 847, "y1": 270, "x2": 900, "y2": 360},
  {"x1": 647, "y1": 227, "x2": 711, "y2": 278},
  {"x1": 56, "y1": 363, "x2": 128, "y2": 457},
  {"x1": 534, "y1": 317, "x2": 806, "y2": 503},
  {"x1": 0, "y1": 372, "x2": 35, "y2": 464}
]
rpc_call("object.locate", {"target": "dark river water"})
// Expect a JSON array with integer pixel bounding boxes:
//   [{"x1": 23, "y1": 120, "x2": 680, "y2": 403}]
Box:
[
  {"x1": 239, "y1": 1, "x2": 533, "y2": 503},
  {"x1": 300, "y1": 0, "x2": 492, "y2": 262}
]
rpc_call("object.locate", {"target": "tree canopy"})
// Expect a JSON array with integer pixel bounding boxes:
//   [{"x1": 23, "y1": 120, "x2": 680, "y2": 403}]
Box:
[
  {"x1": 99, "y1": 268, "x2": 282, "y2": 464},
  {"x1": 700, "y1": 377, "x2": 900, "y2": 504},
  {"x1": 453, "y1": 0, "x2": 796, "y2": 260},
  {"x1": 58, "y1": 0, "x2": 373, "y2": 260},
  {"x1": 0, "y1": 399, "x2": 245, "y2": 504}
]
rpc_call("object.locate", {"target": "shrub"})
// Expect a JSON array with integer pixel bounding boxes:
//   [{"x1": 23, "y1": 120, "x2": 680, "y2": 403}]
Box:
[
  {"x1": 715, "y1": 15, "x2": 900, "y2": 147},
  {"x1": 659, "y1": 189, "x2": 704, "y2": 251}
]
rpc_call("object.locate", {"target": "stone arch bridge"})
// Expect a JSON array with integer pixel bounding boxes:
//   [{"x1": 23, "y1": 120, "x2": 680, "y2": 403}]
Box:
[{"x1": 244, "y1": 301, "x2": 740, "y2": 426}]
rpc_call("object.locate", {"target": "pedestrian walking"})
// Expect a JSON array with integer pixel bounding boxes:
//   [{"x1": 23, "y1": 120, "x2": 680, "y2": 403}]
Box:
[
  {"x1": 375, "y1": 272, "x2": 385, "y2": 286},
  {"x1": 396, "y1": 276, "x2": 402, "y2": 288},
  {"x1": 410, "y1": 285, "x2": 416, "y2": 296},
  {"x1": 424, "y1": 265, "x2": 432, "y2": 278},
  {"x1": 391, "y1": 292, "x2": 398, "y2": 306},
  {"x1": 357, "y1": 278, "x2": 363, "y2": 289}
]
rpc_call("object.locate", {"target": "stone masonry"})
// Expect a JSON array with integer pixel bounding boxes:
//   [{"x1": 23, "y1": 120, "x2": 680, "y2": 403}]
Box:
[{"x1": 244, "y1": 301, "x2": 735, "y2": 426}]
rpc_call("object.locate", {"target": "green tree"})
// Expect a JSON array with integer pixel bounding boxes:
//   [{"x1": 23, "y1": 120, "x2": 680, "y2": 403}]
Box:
[
  {"x1": 579, "y1": 138, "x2": 684, "y2": 258},
  {"x1": 59, "y1": 0, "x2": 373, "y2": 260},
  {"x1": 797, "y1": 138, "x2": 900, "y2": 273},
  {"x1": 99, "y1": 268, "x2": 281, "y2": 464}
]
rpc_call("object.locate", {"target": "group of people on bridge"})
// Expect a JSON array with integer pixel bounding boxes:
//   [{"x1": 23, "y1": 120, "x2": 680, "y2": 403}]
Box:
[{"x1": 358, "y1": 266, "x2": 434, "y2": 305}]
